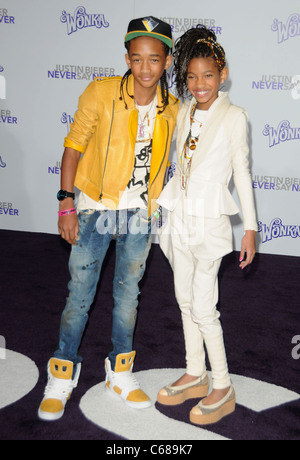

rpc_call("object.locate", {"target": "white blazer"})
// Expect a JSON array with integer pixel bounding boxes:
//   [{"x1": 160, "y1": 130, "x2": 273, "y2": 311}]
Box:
[{"x1": 157, "y1": 92, "x2": 258, "y2": 232}]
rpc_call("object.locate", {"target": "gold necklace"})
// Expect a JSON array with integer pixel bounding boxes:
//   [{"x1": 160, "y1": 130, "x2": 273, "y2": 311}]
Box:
[{"x1": 181, "y1": 103, "x2": 203, "y2": 190}]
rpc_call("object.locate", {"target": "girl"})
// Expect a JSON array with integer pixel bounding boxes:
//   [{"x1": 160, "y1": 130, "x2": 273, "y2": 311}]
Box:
[{"x1": 157, "y1": 25, "x2": 257, "y2": 425}]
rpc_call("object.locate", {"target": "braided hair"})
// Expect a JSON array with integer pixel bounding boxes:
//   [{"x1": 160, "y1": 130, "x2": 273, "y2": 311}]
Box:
[
  {"x1": 120, "y1": 40, "x2": 171, "y2": 114},
  {"x1": 174, "y1": 25, "x2": 226, "y2": 99}
]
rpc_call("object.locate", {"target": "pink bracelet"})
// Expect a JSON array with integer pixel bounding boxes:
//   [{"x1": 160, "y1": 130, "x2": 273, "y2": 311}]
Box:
[{"x1": 58, "y1": 208, "x2": 76, "y2": 217}]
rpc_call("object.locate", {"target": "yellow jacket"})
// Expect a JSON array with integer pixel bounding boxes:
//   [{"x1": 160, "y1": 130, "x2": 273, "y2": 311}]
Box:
[{"x1": 64, "y1": 74, "x2": 179, "y2": 216}]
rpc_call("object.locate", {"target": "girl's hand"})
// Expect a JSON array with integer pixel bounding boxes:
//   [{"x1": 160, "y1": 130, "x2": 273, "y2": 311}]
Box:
[{"x1": 239, "y1": 230, "x2": 256, "y2": 269}]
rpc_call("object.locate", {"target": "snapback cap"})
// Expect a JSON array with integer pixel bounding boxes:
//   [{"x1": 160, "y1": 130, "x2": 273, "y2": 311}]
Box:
[{"x1": 125, "y1": 16, "x2": 173, "y2": 49}]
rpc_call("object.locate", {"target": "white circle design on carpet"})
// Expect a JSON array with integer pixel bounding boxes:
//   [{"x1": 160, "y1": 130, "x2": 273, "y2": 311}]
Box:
[
  {"x1": 0, "y1": 349, "x2": 39, "y2": 409},
  {"x1": 79, "y1": 368, "x2": 300, "y2": 440}
]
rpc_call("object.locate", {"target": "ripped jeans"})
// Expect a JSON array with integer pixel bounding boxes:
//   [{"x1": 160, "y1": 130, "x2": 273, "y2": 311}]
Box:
[{"x1": 54, "y1": 208, "x2": 152, "y2": 369}]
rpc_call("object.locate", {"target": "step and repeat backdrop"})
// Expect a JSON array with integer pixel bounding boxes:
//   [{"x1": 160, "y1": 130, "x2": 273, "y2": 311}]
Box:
[{"x1": 0, "y1": 0, "x2": 299, "y2": 256}]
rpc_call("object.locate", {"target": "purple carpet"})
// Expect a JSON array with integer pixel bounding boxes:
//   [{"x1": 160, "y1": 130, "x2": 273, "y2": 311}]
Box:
[{"x1": 0, "y1": 229, "x2": 299, "y2": 440}]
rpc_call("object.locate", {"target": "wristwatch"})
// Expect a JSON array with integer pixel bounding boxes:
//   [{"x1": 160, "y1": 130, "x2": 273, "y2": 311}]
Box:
[{"x1": 57, "y1": 189, "x2": 75, "y2": 201}]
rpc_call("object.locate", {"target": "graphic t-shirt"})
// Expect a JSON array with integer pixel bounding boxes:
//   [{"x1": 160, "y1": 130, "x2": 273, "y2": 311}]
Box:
[{"x1": 77, "y1": 95, "x2": 157, "y2": 211}]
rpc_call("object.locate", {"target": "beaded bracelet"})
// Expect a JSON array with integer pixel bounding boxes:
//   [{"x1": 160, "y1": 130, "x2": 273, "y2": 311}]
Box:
[{"x1": 58, "y1": 208, "x2": 76, "y2": 217}]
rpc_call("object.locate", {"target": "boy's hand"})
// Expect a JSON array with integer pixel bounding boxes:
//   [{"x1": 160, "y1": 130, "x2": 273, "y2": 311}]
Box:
[
  {"x1": 58, "y1": 214, "x2": 79, "y2": 245},
  {"x1": 58, "y1": 201, "x2": 79, "y2": 245},
  {"x1": 239, "y1": 230, "x2": 256, "y2": 269},
  {"x1": 58, "y1": 147, "x2": 81, "y2": 244}
]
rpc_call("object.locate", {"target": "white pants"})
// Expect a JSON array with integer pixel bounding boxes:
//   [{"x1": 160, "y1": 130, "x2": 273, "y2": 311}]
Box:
[{"x1": 160, "y1": 200, "x2": 232, "y2": 390}]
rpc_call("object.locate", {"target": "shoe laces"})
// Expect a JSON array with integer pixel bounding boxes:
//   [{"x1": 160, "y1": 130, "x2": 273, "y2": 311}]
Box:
[
  {"x1": 44, "y1": 375, "x2": 74, "y2": 399},
  {"x1": 112, "y1": 370, "x2": 140, "y2": 392}
]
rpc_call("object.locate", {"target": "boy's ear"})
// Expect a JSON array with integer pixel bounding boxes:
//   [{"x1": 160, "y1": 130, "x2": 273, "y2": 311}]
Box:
[
  {"x1": 125, "y1": 54, "x2": 131, "y2": 69},
  {"x1": 220, "y1": 67, "x2": 229, "y2": 84},
  {"x1": 164, "y1": 54, "x2": 173, "y2": 70}
]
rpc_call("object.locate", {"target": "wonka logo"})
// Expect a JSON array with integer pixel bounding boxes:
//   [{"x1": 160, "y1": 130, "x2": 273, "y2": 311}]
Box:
[
  {"x1": 61, "y1": 7, "x2": 109, "y2": 35},
  {"x1": 258, "y1": 218, "x2": 300, "y2": 244},
  {"x1": 271, "y1": 14, "x2": 300, "y2": 43},
  {"x1": 263, "y1": 121, "x2": 300, "y2": 147}
]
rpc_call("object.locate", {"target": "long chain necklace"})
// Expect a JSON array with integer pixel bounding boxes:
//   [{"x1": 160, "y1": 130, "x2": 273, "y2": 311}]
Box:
[
  {"x1": 136, "y1": 97, "x2": 156, "y2": 143},
  {"x1": 181, "y1": 103, "x2": 203, "y2": 190}
]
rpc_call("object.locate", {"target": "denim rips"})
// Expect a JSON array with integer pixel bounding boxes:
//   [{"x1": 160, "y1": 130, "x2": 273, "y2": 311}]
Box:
[{"x1": 54, "y1": 208, "x2": 152, "y2": 369}]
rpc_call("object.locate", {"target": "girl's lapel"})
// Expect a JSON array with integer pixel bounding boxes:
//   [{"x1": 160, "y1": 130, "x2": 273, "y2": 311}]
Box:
[
  {"x1": 176, "y1": 100, "x2": 193, "y2": 162},
  {"x1": 191, "y1": 93, "x2": 231, "y2": 170},
  {"x1": 177, "y1": 93, "x2": 231, "y2": 170}
]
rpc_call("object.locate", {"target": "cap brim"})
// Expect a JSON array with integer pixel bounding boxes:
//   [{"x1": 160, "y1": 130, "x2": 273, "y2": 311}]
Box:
[{"x1": 125, "y1": 31, "x2": 173, "y2": 48}]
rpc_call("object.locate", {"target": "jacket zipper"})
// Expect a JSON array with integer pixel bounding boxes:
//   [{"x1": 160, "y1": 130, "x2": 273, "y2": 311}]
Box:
[
  {"x1": 99, "y1": 100, "x2": 115, "y2": 201},
  {"x1": 149, "y1": 120, "x2": 169, "y2": 193}
]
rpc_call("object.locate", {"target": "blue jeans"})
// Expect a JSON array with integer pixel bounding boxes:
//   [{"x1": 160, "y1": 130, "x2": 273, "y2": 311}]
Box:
[{"x1": 54, "y1": 208, "x2": 152, "y2": 369}]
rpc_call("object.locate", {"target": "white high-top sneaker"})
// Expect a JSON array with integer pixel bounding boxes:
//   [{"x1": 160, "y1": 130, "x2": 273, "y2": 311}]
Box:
[
  {"x1": 38, "y1": 358, "x2": 81, "y2": 421},
  {"x1": 105, "y1": 351, "x2": 151, "y2": 409}
]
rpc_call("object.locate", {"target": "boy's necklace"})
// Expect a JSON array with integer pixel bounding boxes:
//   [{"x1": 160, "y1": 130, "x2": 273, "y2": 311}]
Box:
[{"x1": 136, "y1": 97, "x2": 156, "y2": 143}]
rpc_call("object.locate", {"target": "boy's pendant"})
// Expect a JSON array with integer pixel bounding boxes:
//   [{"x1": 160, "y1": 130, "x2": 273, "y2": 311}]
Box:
[
  {"x1": 137, "y1": 121, "x2": 151, "y2": 143},
  {"x1": 138, "y1": 122, "x2": 146, "y2": 139}
]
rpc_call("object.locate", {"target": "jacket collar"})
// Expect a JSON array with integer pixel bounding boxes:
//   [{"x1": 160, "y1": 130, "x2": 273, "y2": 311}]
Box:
[
  {"x1": 187, "y1": 91, "x2": 230, "y2": 121},
  {"x1": 191, "y1": 92, "x2": 231, "y2": 169},
  {"x1": 179, "y1": 92, "x2": 230, "y2": 146},
  {"x1": 177, "y1": 92, "x2": 231, "y2": 168}
]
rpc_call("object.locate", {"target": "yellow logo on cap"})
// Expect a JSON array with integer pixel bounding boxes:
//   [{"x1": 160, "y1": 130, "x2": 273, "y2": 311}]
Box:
[{"x1": 142, "y1": 17, "x2": 159, "y2": 32}]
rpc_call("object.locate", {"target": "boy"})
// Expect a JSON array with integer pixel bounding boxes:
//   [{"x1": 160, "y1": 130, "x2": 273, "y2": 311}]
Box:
[{"x1": 38, "y1": 16, "x2": 179, "y2": 421}]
